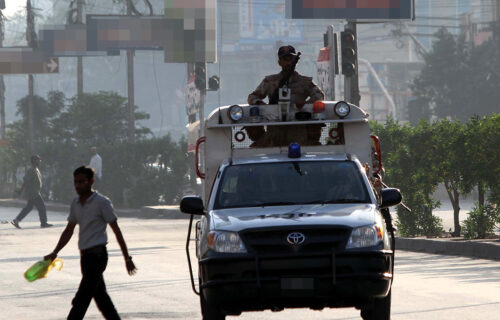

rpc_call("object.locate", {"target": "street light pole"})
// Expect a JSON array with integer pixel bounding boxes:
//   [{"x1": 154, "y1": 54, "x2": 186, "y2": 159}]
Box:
[
  {"x1": 126, "y1": 0, "x2": 135, "y2": 142},
  {"x1": 76, "y1": 0, "x2": 84, "y2": 96},
  {"x1": 0, "y1": 7, "x2": 5, "y2": 139},
  {"x1": 26, "y1": 0, "x2": 37, "y2": 153}
]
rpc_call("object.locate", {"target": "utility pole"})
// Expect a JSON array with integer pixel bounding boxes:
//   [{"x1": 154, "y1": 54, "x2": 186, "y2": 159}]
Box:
[
  {"x1": 0, "y1": 5, "x2": 5, "y2": 139},
  {"x1": 76, "y1": 0, "x2": 84, "y2": 95},
  {"x1": 194, "y1": 62, "x2": 206, "y2": 135},
  {"x1": 26, "y1": 0, "x2": 36, "y2": 153},
  {"x1": 324, "y1": 25, "x2": 337, "y2": 100},
  {"x1": 126, "y1": 0, "x2": 135, "y2": 142}
]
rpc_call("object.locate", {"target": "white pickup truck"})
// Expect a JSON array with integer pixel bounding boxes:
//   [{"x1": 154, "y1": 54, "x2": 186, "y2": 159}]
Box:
[{"x1": 181, "y1": 101, "x2": 402, "y2": 320}]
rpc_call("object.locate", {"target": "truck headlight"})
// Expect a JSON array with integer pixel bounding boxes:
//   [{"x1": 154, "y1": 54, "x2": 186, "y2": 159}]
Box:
[
  {"x1": 346, "y1": 224, "x2": 383, "y2": 249},
  {"x1": 207, "y1": 231, "x2": 247, "y2": 253}
]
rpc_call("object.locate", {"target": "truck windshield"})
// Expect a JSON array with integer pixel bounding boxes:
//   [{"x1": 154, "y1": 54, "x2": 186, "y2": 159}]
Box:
[{"x1": 214, "y1": 161, "x2": 371, "y2": 209}]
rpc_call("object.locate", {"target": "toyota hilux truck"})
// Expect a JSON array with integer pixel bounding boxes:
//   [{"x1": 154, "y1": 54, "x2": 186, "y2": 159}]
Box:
[{"x1": 180, "y1": 101, "x2": 402, "y2": 320}]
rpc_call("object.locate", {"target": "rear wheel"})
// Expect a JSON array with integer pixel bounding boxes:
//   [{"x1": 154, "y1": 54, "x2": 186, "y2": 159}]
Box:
[
  {"x1": 200, "y1": 285, "x2": 225, "y2": 320},
  {"x1": 360, "y1": 289, "x2": 391, "y2": 320}
]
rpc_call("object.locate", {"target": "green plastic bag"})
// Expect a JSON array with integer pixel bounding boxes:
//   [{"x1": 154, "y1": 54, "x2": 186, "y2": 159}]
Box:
[{"x1": 24, "y1": 258, "x2": 64, "y2": 282}]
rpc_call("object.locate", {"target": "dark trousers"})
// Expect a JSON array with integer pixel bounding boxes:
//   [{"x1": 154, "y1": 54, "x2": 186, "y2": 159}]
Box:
[
  {"x1": 67, "y1": 246, "x2": 120, "y2": 320},
  {"x1": 16, "y1": 194, "x2": 47, "y2": 224}
]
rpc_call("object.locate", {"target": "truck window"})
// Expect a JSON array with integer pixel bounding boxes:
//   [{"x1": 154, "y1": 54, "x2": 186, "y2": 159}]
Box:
[{"x1": 214, "y1": 161, "x2": 370, "y2": 209}]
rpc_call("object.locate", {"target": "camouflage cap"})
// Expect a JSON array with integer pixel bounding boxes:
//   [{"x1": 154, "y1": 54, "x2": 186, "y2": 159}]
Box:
[{"x1": 278, "y1": 45, "x2": 297, "y2": 58}]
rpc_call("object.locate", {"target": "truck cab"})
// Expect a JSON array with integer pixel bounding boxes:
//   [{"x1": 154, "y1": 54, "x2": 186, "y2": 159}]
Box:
[{"x1": 181, "y1": 101, "x2": 402, "y2": 320}]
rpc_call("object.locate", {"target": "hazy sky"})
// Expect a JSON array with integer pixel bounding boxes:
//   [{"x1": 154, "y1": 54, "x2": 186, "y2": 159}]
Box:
[
  {"x1": 4, "y1": 0, "x2": 24, "y2": 17},
  {"x1": 3, "y1": 0, "x2": 48, "y2": 18}
]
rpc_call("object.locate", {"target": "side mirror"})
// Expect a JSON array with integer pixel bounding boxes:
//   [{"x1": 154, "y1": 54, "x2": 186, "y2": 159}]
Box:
[
  {"x1": 180, "y1": 196, "x2": 204, "y2": 215},
  {"x1": 380, "y1": 188, "x2": 402, "y2": 209}
]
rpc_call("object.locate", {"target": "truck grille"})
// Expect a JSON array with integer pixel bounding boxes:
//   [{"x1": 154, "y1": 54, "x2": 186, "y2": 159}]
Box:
[{"x1": 240, "y1": 226, "x2": 351, "y2": 255}]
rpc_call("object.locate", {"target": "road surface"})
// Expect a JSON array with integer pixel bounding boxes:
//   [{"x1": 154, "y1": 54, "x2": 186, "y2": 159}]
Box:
[{"x1": 1, "y1": 207, "x2": 499, "y2": 319}]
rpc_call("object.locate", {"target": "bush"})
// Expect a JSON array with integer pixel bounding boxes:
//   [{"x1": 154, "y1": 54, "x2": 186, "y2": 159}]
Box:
[{"x1": 462, "y1": 203, "x2": 500, "y2": 239}]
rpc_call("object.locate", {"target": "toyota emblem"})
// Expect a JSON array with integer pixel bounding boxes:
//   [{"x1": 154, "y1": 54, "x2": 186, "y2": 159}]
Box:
[{"x1": 287, "y1": 232, "x2": 306, "y2": 245}]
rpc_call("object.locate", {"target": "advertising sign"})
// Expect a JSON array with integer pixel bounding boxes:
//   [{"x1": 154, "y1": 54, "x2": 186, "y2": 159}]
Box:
[
  {"x1": 39, "y1": 24, "x2": 109, "y2": 57},
  {"x1": 186, "y1": 74, "x2": 201, "y2": 116},
  {"x1": 239, "y1": 0, "x2": 303, "y2": 43},
  {"x1": 164, "y1": 0, "x2": 217, "y2": 63},
  {"x1": 286, "y1": 0, "x2": 415, "y2": 20},
  {"x1": 86, "y1": 15, "x2": 167, "y2": 51},
  {"x1": 0, "y1": 48, "x2": 59, "y2": 74},
  {"x1": 316, "y1": 47, "x2": 334, "y2": 100}
]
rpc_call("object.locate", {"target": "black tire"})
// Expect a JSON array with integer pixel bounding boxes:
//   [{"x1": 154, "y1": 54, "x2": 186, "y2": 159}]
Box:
[
  {"x1": 360, "y1": 289, "x2": 391, "y2": 320},
  {"x1": 200, "y1": 287, "x2": 225, "y2": 320}
]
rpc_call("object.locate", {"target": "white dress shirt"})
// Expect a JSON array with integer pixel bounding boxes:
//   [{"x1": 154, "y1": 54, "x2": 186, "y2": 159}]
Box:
[{"x1": 89, "y1": 154, "x2": 102, "y2": 179}]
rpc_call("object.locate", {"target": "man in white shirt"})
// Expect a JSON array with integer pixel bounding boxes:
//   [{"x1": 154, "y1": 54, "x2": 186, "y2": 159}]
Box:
[{"x1": 89, "y1": 147, "x2": 102, "y2": 190}]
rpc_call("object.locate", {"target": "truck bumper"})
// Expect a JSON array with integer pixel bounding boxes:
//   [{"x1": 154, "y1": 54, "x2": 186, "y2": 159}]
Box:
[{"x1": 199, "y1": 250, "x2": 393, "y2": 312}]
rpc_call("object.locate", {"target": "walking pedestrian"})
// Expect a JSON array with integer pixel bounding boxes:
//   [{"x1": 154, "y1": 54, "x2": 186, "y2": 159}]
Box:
[
  {"x1": 11, "y1": 155, "x2": 53, "y2": 229},
  {"x1": 88, "y1": 147, "x2": 102, "y2": 190},
  {"x1": 44, "y1": 166, "x2": 136, "y2": 320}
]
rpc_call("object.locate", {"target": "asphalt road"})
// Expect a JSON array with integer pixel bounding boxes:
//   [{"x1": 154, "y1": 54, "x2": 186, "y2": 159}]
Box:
[{"x1": 1, "y1": 207, "x2": 499, "y2": 320}]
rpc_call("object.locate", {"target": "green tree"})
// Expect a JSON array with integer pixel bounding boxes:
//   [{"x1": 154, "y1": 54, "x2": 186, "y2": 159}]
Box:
[
  {"x1": 371, "y1": 118, "x2": 442, "y2": 236},
  {"x1": 55, "y1": 91, "x2": 151, "y2": 146},
  {"x1": 412, "y1": 28, "x2": 472, "y2": 121},
  {"x1": 412, "y1": 26, "x2": 500, "y2": 121},
  {"x1": 0, "y1": 90, "x2": 189, "y2": 207},
  {"x1": 432, "y1": 119, "x2": 467, "y2": 236}
]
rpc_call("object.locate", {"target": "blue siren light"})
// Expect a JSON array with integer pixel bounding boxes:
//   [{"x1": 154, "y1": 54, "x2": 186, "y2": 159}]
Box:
[
  {"x1": 249, "y1": 106, "x2": 260, "y2": 116},
  {"x1": 288, "y1": 143, "x2": 301, "y2": 158}
]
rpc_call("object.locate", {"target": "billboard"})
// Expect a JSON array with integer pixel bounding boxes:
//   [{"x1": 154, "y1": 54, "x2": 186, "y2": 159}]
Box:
[
  {"x1": 164, "y1": 0, "x2": 217, "y2": 63},
  {"x1": 86, "y1": 15, "x2": 168, "y2": 52},
  {"x1": 39, "y1": 24, "x2": 110, "y2": 57},
  {"x1": 285, "y1": 0, "x2": 414, "y2": 20},
  {"x1": 0, "y1": 48, "x2": 59, "y2": 74},
  {"x1": 239, "y1": 0, "x2": 303, "y2": 43}
]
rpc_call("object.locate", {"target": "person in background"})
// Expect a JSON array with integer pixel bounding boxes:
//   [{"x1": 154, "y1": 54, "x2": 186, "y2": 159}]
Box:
[
  {"x1": 44, "y1": 166, "x2": 136, "y2": 320},
  {"x1": 11, "y1": 155, "x2": 53, "y2": 229},
  {"x1": 89, "y1": 147, "x2": 102, "y2": 190}
]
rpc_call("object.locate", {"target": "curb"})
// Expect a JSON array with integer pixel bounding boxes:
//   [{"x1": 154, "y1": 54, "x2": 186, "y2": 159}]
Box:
[
  {"x1": 0, "y1": 199, "x2": 185, "y2": 220},
  {"x1": 2, "y1": 199, "x2": 499, "y2": 260},
  {"x1": 139, "y1": 205, "x2": 184, "y2": 219},
  {"x1": 396, "y1": 237, "x2": 500, "y2": 261}
]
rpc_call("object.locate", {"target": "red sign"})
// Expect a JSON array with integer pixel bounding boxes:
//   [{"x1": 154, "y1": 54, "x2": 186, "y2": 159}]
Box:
[
  {"x1": 317, "y1": 47, "x2": 334, "y2": 100},
  {"x1": 287, "y1": 0, "x2": 414, "y2": 20},
  {"x1": 303, "y1": 0, "x2": 401, "y2": 8}
]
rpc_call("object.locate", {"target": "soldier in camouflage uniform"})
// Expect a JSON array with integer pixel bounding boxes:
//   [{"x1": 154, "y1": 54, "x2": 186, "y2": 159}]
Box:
[
  {"x1": 248, "y1": 45, "x2": 325, "y2": 108},
  {"x1": 247, "y1": 45, "x2": 325, "y2": 146}
]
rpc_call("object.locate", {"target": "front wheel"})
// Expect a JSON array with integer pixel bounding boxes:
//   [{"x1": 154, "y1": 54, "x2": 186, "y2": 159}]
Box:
[
  {"x1": 360, "y1": 289, "x2": 391, "y2": 320},
  {"x1": 200, "y1": 286, "x2": 225, "y2": 320}
]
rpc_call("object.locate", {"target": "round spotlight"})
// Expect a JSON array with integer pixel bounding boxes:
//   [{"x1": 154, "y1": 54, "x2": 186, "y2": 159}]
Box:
[
  {"x1": 334, "y1": 101, "x2": 351, "y2": 118},
  {"x1": 228, "y1": 105, "x2": 243, "y2": 122}
]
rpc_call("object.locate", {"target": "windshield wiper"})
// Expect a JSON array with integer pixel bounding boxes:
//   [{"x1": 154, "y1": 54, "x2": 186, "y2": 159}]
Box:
[
  {"x1": 320, "y1": 199, "x2": 369, "y2": 204},
  {"x1": 259, "y1": 201, "x2": 297, "y2": 207}
]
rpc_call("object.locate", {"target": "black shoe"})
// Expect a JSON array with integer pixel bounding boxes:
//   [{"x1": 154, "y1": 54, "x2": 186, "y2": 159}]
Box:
[
  {"x1": 11, "y1": 220, "x2": 21, "y2": 229},
  {"x1": 41, "y1": 223, "x2": 53, "y2": 228}
]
